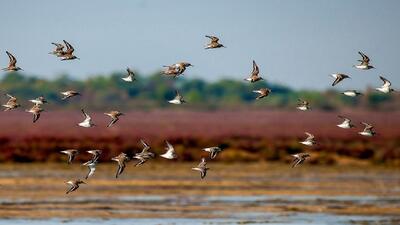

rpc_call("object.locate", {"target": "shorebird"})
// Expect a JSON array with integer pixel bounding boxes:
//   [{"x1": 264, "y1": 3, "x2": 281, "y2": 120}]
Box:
[
  {"x1": 83, "y1": 161, "x2": 97, "y2": 179},
  {"x1": 300, "y1": 132, "x2": 315, "y2": 146},
  {"x1": 205, "y1": 35, "x2": 225, "y2": 49},
  {"x1": 192, "y1": 158, "x2": 209, "y2": 179},
  {"x1": 60, "y1": 149, "x2": 79, "y2": 164},
  {"x1": 297, "y1": 99, "x2": 310, "y2": 111},
  {"x1": 2, "y1": 51, "x2": 23, "y2": 72},
  {"x1": 104, "y1": 110, "x2": 124, "y2": 127},
  {"x1": 112, "y1": 152, "x2": 130, "y2": 178},
  {"x1": 83, "y1": 150, "x2": 102, "y2": 165},
  {"x1": 354, "y1": 51, "x2": 374, "y2": 70},
  {"x1": 65, "y1": 179, "x2": 85, "y2": 194},
  {"x1": 78, "y1": 109, "x2": 95, "y2": 128},
  {"x1": 49, "y1": 42, "x2": 65, "y2": 56},
  {"x1": 60, "y1": 90, "x2": 80, "y2": 100},
  {"x1": 337, "y1": 116, "x2": 355, "y2": 129},
  {"x1": 376, "y1": 76, "x2": 394, "y2": 93},
  {"x1": 330, "y1": 73, "x2": 350, "y2": 86},
  {"x1": 133, "y1": 139, "x2": 155, "y2": 166},
  {"x1": 2, "y1": 94, "x2": 20, "y2": 111},
  {"x1": 26, "y1": 104, "x2": 43, "y2": 123},
  {"x1": 174, "y1": 62, "x2": 193, "y2": 74},
  {"x1": 358, "y1": 122, "x2": 376, "y2": 137},
  {"x1": 162, "y1": 65, "x2": 180, "y2": 78},
  {"x1": 160, "y1": 141, "x2": 177, "y2": 159},
  {"x1": 168, "y1": 90, "x2": 186, "y2": 104},
  {"x1": 122, "y1": 67, "x2": 136, "y2": 82},
  {"x1": 203, "y1": 147, "x2": 223, "y2": 159},
  {"x1": 244, "y1": 60, "x2": 263, "y2": 83},
  {"x1": 60, "y1": 40, "x2": 79, "y2": 60},
  {"x1": 342, "y1": 90, "x2": 362, "y2": 97},
  {"x1": 29, "y1": 96, "x2": 47, "y2": 106},
  {"x1": 291, "y1": 153, "x2": 310, "y2": 168},
  {"x1": 253, "y1": 88, "x2": 271, "y2": 100}
]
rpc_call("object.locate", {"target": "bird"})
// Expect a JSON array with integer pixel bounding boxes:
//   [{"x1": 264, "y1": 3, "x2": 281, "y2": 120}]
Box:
[
  {"x1": 168, "y1": 90, "x2": 186, "y2": 104},
  {"x1": 2, "y1": 94, "x2": 20, "y2": 111},
  {"x1": 29, "y1": 96, "x2": 47, "y2": 106},
  {"x1": 192, "y1": 158, "x2": 209, "y2": 179},
  {"x1": 60, "y1": 149, "x2": 79, "y2": 164},
  {"x1": 342, "y1": 90, "x2": 362, "y2": 97},
  {"x1": 133, "y1": 139, "x2": 155, "y2": 166},
  {"x1": 330, "y1": 73, "x2": 350, "y2": 86},
  {"x1": 253, "y1": 88, "x2": 271, "y2": 100},
  {"x1": 26, "y1": 104, "x2": 43, "y2": 123},
  {"x1": 354, "y1": 51, "x2": 374, "y2": 70},
  {"x1": 2, "y1": 51, "x2": 23, "y2": 72},
  {"x1": 60, "y1": 40, "x2": 79, "y2": 60},
  {"x1": 83, "y1": 160, "x2": 97, "y2": 179},
  {"x1": 78, "y1": 109, "x2": 95, "y2": 128},
  {"x1": 244, "y1": 60, "x2": 263, "y2": 83},
  {"x1": 83, "y1": 150, "x2": 102, "y2": 165},
  {"x1": 65, "y1": 179, "x2": 85, "y2": 194},
  {"x1": 205, "y1": 35, "x2": 225, "y2": 49},
  {"x1": 60, "y1": 90, "x2": 81, "y2": 100},
  {"x1": 203, "y1": 147, "x2": 223, "y2": 159},
  {"x1": 112, "y1": 152, "x2": 130, "y2": 178},
  {"x1": 299, "y1": 132, "x2": 315, "y2": 146},
  {"x1": 122, "y1": 67, "x2": 136, "y2": 82},
  {"x1": 162, "y1": 65, "x2": 181, "y2": 78},
  {"x1": 337, "y1": 116, "x2": 355, "y2": 129},
  {"x1": 104, "y1": 110, "x2": 124, "y2": 127},
  {"x1": 160, "y1": 141, "x2": 177, "y2": 159},
  {"x1": 291, "y1": 153, "x2": 310, "y2": 168},
  {"x1": 376, "y1": 76, "x2": 394, "y2": 93},
  {"x1": 49, "y1": 42, "x2": 65, "y2": 56},
  {"x1": 358, "y1": 122, "x2": 376, "y2": 137},
  {"x1": 297, "y1": 99, "x2": 310, "y2": 111},
  {"x1": 174, "y1": 62, "x2": 193, "y2": 74}
]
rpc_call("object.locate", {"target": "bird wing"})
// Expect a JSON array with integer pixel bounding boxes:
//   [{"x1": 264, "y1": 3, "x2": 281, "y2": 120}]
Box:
[
  {"x1": 63, "y1": 40, "x2": 75, "y2": 54},
  {"x1": 6, "y1": 51, "x2": 17, "y2": 66},
  {"x1": 140, "y1": 139, "x2": 150, "y2": 152},
  {"x1": 305, "y1": 132, "x2": 314, "y2": 141},
  {"x1": 358, "y1": 51, "x2": 370, "y2": 63},
  {"x1": 361, "y1": 122, "x2": 373, "y2": 131},
  {"x1": 81, "y1": 109, "x2": 91, "y2": 120},
  {"x1": 107, "y1": 117, "x2": 119, "y2": 127},
  {"x1": 379, "y1": 76, "x2": 391, "y2": 87},
  {"x1": 252, "y1": 60, "x2": 259, "y2": 75}
]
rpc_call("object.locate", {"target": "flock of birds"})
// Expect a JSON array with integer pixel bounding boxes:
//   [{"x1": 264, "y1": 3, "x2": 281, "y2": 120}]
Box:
[{"x1": 1, "y1": 36, "x2": 396, "y2": 194}]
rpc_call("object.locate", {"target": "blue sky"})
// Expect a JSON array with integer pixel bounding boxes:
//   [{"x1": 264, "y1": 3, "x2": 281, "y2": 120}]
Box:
[{"x1": 0, "y1": 0, "x2": 399, "y2": 90}]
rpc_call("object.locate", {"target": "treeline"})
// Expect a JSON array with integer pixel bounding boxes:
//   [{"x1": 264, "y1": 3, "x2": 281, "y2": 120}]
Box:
[{"x1": 0, "y1": 72, "x2": 397, "y2": 110}]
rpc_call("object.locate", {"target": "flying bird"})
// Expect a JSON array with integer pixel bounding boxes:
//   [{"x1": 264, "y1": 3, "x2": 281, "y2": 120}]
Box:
[
  {"x1": 49, "y1": 42, "x2": 65, "y2": 56},
  {"x1": 84, "y1": 150, "x2": 102, "y2": 164},
  {"x1": 244, "y1": 60, "x2": 263, "y2": 83},
  {"x1": 29, "y1": 96, "x2": 47, "y2": 106},
  {"x1": 60, "y1": 90, "x2": 80, "y2": 100},
  {"x1": 291, "y1": 153, "x2": 310, "y2": 168},
  {"x1": 2, "y1": 51, "x2": 23, "y2": 72},
  {"x1": 205, "y1": 35, "x2": 225, "y2": 49},
  {"x1": 168, "y1": 90, "x2": 186, "y2": 105},
  {"x1": 60, "y1": 149, "x2": 79, "y2": 164},
  {"x1": 376, "y1": 76, "x2": 394, "y2": 93},
  {"x1": 358, "y1": 122, "x2": 376, "y2": 137},
  {"x1": 203, "y1": 146, "x2": 223, "y2": 159},
  {"x1": 342, "y1": 90, "x2": 362, "y2": 97},
  {"x1": 61, "y1": 40, "x2": 79, "y2": 60},
  {"x1": 253, "y1": 88, "x2": 271, "y2": 100},
  {"x1": 122, "y1": 67, "x2": 136, "y2": 82},
  {"x1": 330, "y1": 73, "x2": 350, "y2": 86},
  {"x1": 104, "y1": 110, "x2": 124, "y2": 127},
  {"x1": 192, "y1": 158, "x2": 209, "y2": 179},
  {"x1": 2, "y1": 94, "x2": 20, "y2": 111},
  {"x1": 174, "y1": 62, "x2": 193, "y2": 74},
  {"x1": 297, "y1": 99, "x2": 310, "y2": 111},
  {"x1": 78, "y1": 109, "x2": 95, "y2": 128},
  {"x1": 160, "y1": 141, "x2": 177, "y2": 159},
  {"x1": 354, "y1": 51, "x2": 374, "y2": 70},
  {"x1": 299, "y1": 132, "x2": 315, "y2": 146},
  {"x1": 65, "y1": 179, "x2": 85, "y2": 194},
  {"x1": 337, "y1": 116, "x2": 355, "y2": 129},
  {"x1": 133, "y1": 139, "x2": 155, "y2": 166},
  {"x1": 112, "y1": 152, "x2": 130, "y2": 178},
  {"x1": 26, "y1": 104, "x2": 43, "y2": 123},
  {"x1": 83, "y1": 161, "x2": 97, "y2": 179}
]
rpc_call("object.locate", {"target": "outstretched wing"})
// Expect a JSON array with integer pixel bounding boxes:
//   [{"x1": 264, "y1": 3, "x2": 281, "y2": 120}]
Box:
[{"x1": 379, "y1": 76, "x2": 391, "y2": 87}]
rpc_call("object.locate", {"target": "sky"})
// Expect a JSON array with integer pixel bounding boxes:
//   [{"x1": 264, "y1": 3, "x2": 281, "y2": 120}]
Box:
[{"x1": 0, "y1": 0, "x2": 399, "y2": 90}]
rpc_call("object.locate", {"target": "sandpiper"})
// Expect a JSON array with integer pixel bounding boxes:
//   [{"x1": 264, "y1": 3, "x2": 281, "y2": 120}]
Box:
[
  {"x1": 78, "y1": 109, "x2": 95, "y2": 127},
  {"x1": 358, "y1": 122, "x2": 376, "y2": 137},
  {"x1": 342, "y1": 90, "x2": 362, "y2": 97},
  {"x1": 192, "y1": 158, "x2": 209, "y2": 179},
  {"x1": 133, "y1": 139, "x2": 155, "y2": 166},
  {"x1": 112, "y1": 152, "x2": 130, "y2": 178},
  {"x1": 203, "y1": 146, "x2": 223, "y2": 159},
  {"x1": 49, "y1": 42, "x2": 65, "y2": 56},
  {"x1": 29, "y1": 96, "x2": 47, "y2": 106},
  {"x1": 84, "y1": 150, "x2": 102, "y2": 164},
  {"x1": 253, "y1": 88, "x2": 271, "y2": 100},
  {"x1": 297, "y1": 99, "x2": 310, "y2": 111},
  {"x1": 174, "y1": 62, "x2": 193, "y2": 74},
  {"x1": 300, "y1": 132, "x2": 315, "y2": 146},
  {"x1": 244, "y1": 60, "x2": 263, "y2": 83},
  {"x1": 337, "y1": 116, "x2": 355, "y2": 129},
  {"x1": 354, "y1": 51, "x2": 374, "y2": 70},
  {"x1": 60, "y1": 40, "x2": 79, "y2": 60},
  {"x1": 330, "y1": 73, "x2": 350, "y2": 86},
  {"x1": 2, "y1": 94, "x2": 20, "y2": 111},
  {"x1": 376, "y1": 76, "x2": 394, "y2": 93},
  {"x1": 65, "y1": 179, "x2": 85, "y2": 194},
  {"x1": 291, "y1": 153, "x2": 310, "y2": 168},
  {"x1": 160, "y1": 141, "x2": 177, "y2": 159},
  {"x1": 168, "y1": 90, "x2": 186, "y2": 104},
  {"x1": 104, "y1": 110, "x2": 124, "y2": 127},
  {"x1": 26, "y1": 104, "x2": 43, "y2": 123},
  {"x1": 2, "y1": 51, "x2": 23, "y2": 72},
  {"x1": 205, "y1": 35, "x2": 225, "y2": 49},
  {"x1": 83, "y1": 160, "x2": 97, "y2": 179},
  {"x1": 60, "y1": 90, "x2": 80, "y2": 100},
  {"x1": 122, "y1": 67, "x2": 136, "y2": 82},
  {"x1": 60, "y1": 149, "x2": 79, "y2": 164}
]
